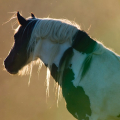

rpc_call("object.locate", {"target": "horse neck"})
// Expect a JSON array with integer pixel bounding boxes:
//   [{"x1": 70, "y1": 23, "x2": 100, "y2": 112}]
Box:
[{"x1": 35, "y1": 38, "x2": 71, "y2": 68}]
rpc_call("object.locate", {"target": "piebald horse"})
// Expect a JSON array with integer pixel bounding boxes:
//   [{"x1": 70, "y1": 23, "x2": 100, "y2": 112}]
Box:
[{"x1": 4, "y1": 12, "x2": 120, "y2": 120}]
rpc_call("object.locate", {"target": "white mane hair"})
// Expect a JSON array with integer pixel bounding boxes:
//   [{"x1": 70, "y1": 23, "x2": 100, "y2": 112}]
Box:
[{"x1": 18, "y1": 17, "x2": 80, "y2": 98}]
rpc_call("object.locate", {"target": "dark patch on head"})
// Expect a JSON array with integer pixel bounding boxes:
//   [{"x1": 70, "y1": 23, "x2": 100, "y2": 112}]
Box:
[
  {"x1": 72, "y1": 30, "x2": 97, "y2": 54},
  {"x1": 4, "y1": 15, "x2": 38, "y2": 74}
]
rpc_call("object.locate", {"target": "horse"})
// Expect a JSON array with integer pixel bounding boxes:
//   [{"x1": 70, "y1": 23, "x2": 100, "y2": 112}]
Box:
[{"x1": 4, "y1": 12, "x2": 120, "y2": 120}]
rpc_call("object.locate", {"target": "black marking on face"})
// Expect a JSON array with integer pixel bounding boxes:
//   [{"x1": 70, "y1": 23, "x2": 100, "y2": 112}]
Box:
[{"x1": 4, "y1": 16, "x2": 38, "y2": 74}]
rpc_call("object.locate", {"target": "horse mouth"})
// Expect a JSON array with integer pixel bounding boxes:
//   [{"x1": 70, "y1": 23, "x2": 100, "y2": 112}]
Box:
[
  {"x1": 4, "y1": 58, "x2": 19, "y2": 74},
  {"x1": 5, "y1": 67, "x2": 18, "y2": 74},
  {"x1": 4, "y1": 63, "x2": 19, "y2": 74},
  {"x1": 8, "y1": 70, "x2": 18, "y2": 74}
]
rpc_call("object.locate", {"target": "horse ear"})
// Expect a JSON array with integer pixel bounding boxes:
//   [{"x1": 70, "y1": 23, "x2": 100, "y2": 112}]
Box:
[
  {"x1": 17, "y1": 11, "x2": 27, "y2": 26},
  {"x1": 31, "y1": 13, "x2": 35, "y2": 18}
]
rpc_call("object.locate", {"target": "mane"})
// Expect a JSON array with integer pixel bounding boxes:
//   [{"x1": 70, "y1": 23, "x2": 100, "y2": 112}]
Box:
[
  {"x1": 17, "y1": 17, "x2": 80, "y2": 98},
  {"x1": 28, "y1": 18, "x2": 80, "y2": 49}
]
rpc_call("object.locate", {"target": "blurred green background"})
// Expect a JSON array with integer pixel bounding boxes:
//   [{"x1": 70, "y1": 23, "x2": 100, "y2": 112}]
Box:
[{"x1": 0, "y1": 0, "x2": 120, "y2": 120}]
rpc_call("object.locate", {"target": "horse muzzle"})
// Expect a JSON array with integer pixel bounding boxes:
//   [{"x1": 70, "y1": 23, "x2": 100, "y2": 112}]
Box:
[{"x1": 4, "y1": 57, "x2": 18, "y2": 74}]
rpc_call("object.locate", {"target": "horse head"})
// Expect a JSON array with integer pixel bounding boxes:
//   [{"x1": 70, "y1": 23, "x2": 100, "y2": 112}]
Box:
[{"x1": 4, "y1": 12, "x2": 37, "y2": 74}]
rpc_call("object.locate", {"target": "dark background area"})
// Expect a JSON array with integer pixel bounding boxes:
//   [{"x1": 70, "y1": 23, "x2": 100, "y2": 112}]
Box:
[{"x1": 0, "y1": 0, "x2": 120, "y2": 120}]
